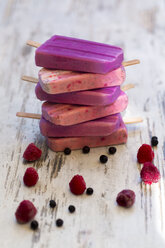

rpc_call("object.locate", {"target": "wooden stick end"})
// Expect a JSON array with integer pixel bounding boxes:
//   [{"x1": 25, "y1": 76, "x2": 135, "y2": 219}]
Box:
[
  {"x1": 123, "y1": 59, "x2": 140, "y2": 67},
  {"x1": 26, "y1": 40, "x2": 41, "y2": 48},
  {"x1": 124, "y1": 117, "x2": 143, "y2": 124}
]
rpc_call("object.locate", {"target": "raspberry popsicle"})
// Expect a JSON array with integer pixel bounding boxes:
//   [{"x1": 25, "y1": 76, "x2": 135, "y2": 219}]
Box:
[
  {"x1": 35, "y1": 83, "x2": 121, "y2": 106},
  {"x1": 40, "y1": 114, "x2": 121, "y2": 137},
  {"x1": 35, "y1": 35, "x2": 123, "y2": 74},
  {"x1": 46, "y1": 120, "x2": 127, "y2": 152},
  {"x1": 39, "y1": 66, "x2": 125, "y2": 94},
  {"x1": 42, "y1": 91, "x2": 128, "y2": 126}
]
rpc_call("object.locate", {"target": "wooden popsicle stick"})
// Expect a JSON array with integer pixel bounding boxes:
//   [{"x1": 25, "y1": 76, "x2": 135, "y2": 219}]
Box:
[
  {"x1": 121, "y1": 83, "x2": 135, "y2": 91},
  {"x1": 21, "y1": 75, "x2": 135, "y2": 91},
  {"x1": 16, "y1": 112, "x2": 41, "y2": 119},
  {"x1": 16, "y1": 112, "x2": 143, "y2": 124},
  {"x1": 123, "y1": 117, "x2": 143, "y2": 124},
  {"x1": 21, "y1": 75, "x2": 38, "y2": 83},
  {"x1": 26, "y1": 40, "x2": 41, "y2": 48},
  {"x1": 122, "y1": 59, "x2": 140, "y2": 67},
  {"x1": 26, "y1": 40, "x2": 140, "y2": 67}
]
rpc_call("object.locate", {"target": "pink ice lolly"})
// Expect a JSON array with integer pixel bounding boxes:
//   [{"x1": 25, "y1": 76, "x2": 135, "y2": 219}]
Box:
[
  {"x1": 42, "y1": 91, "x2": 128, "y2": 126},
  {"x1": 35, "y1": 35, "x2": 123, "y2": 74},
  {"x1": 46, "y1": 121, "x2": 127, "y2": 152},
  {"x1": 39, "y1": 66, "x2": 125, "y2": 94},
  {"x1": 35, "y1": 82, "x2": 121, "y2": 106},
  {"x1": 40, "y1": 114, "x2": 121, "y2": 137}
]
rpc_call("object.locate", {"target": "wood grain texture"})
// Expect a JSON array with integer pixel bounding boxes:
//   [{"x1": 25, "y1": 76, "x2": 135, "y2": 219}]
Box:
[{"x1": 0, "y1": 0, "x2": 165, "y2": 247}]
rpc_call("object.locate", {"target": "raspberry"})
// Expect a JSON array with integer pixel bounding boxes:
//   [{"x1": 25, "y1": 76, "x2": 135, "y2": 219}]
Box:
[
  {"x1": 116, "y1": 189, "x2": 135, "y2": 208},
  {"x1": 69, "y1": 175, "x2": 86, "y2": 195},
  {"x1": 15, "y1": 200, "x2": 37, "y2": 224},
  {"x1": 23, "y1": 143, "x2": 42, "y2": 161},
  {"x1": 23, "y1": 167, "x2": 39, "y2": 187},
  {"x1": 137, "y1": 144, "x2": 154, "y2": 163},
  {"x1": 140, "y1": 162, "x2": 160, "y2": 185}
]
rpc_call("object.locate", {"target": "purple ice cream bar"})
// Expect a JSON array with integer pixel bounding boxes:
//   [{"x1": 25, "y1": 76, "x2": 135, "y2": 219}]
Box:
[
  {"x1": 35, "y1": 82, "x2": 121, "y2": 106},
  {"x1": 35, "y1": 35, "x2": 124, "y2": 74},
  {"x1": 46, "y1": 120, "x2": 127, "y2": 152},
  {"x1": 40, "y1": 114, "x2": 122, "y2": 137}
]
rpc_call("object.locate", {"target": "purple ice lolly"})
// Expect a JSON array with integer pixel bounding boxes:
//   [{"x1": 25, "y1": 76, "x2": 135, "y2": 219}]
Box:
[
  {"x1": 35, "y1": 35, "x2": 123, "y2": 74},
  {"x1": 46, "y1": 121, "x2": 127, "y2": 152},
  {"x1": 35, "y1": 82, "x2": 121, "y2": 106},
  {"x1": 40, "y1": 114, "x2": 121, "y2": 137}
]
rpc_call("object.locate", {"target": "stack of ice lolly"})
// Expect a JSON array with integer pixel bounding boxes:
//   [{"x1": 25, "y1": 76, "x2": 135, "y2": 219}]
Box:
[{"x1": 33, "y1": 35, "x2": 130, "y2": 151}]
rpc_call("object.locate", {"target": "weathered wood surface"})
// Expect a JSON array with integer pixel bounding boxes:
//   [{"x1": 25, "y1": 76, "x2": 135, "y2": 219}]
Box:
[{"x1": 0, "y1": 0, "x2": 165, "y2": 247}]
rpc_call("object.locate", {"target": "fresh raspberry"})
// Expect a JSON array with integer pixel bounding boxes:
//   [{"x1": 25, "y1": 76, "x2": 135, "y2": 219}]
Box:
[
  {"x1": 23, "y1": 167, "x2": 39, "y2": 187},
  {"x1": 140, "y1": 162, "x2": 160, "y2": 185},
  {"x1": 116, "y1": 189, "x2": 135, "y2": 208},
  {"x1": 15, "y1": 200, "x2": 37, "y2": 224},
  {"x1": 137, "y1": 144, "x2": 154, "y2": 163},
  {"x1": 69, "y1": 175, "x2": 86, "y2": 195},
  {"x1": 23, "y1": 143, "x2": 42, "y2": 161}
]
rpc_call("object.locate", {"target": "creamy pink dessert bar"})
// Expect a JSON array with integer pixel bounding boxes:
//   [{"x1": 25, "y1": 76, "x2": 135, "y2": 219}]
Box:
[
  {"x1": 39, "y1": 66, "x2": 125, "y2": 94},
  {"x1": 46, "y1": 121, "x2": 127, "y2": 152},
  {"x1": 42, "y1": 91, "x2": 128, "y2": 126}
]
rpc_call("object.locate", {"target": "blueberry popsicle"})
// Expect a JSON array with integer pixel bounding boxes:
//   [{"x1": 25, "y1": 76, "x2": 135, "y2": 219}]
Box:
[
  {"x1": 39, "y1": 66, "x2": 125, "y2": 94},
  {"x1": 35, "y1": 35, "x2": 123, "y2": 74},
  {"x1": 42, "y1": 91, "x2": 128, "y2": 126},
  {"x1": 35, "y1": 82, "x2": 121, "y2": 106},
  {"x1": 40, "y1": 114, "x2": 121, "y2": 137},
  {"x1": 46, "y1": 120, "x2": 127, "y2": 152}
]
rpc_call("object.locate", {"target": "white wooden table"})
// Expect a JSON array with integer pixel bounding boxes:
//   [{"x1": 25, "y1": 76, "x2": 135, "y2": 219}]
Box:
[{"x1": 0, "y1": 0, "x2": 165, "y2": 247}]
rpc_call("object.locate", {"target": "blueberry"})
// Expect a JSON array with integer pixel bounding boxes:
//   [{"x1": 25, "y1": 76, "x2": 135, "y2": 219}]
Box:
[
  {"x1": 82, "y1": 146, "x2": 90, "y2": 154},
  {"x1": 86, "y1": 187, "x2": 94, "y2": 195},
  {"x1": 108, "y1": 147, "x2": 117, "y2": 155},
  {"x1": 49, "y1": 200, "x2": 56, "y2": 208},
  {"x1": 151, "y1": 136, "x2": 158, "y2": 146},
  {"x1": 100, "y1": 155, "x2": 108, "y2": 163},
  {"x1": 68, "y1": 205, "x2": 76, "y2": 213},
  {"x1": 56, "y1": 219, "x2": 63, "y2": 227},
  {"x1": 30, "y1": 220, "x2": 38, "y2": 230},
  {"x1": 64, "y1": 147, "x2": 71, "y2": 155}
]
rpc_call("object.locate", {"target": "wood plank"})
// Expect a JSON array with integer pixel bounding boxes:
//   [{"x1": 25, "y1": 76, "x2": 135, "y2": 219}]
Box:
[{"x1": 0, "y1": 0, "x2": 165, "y2": 247}]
